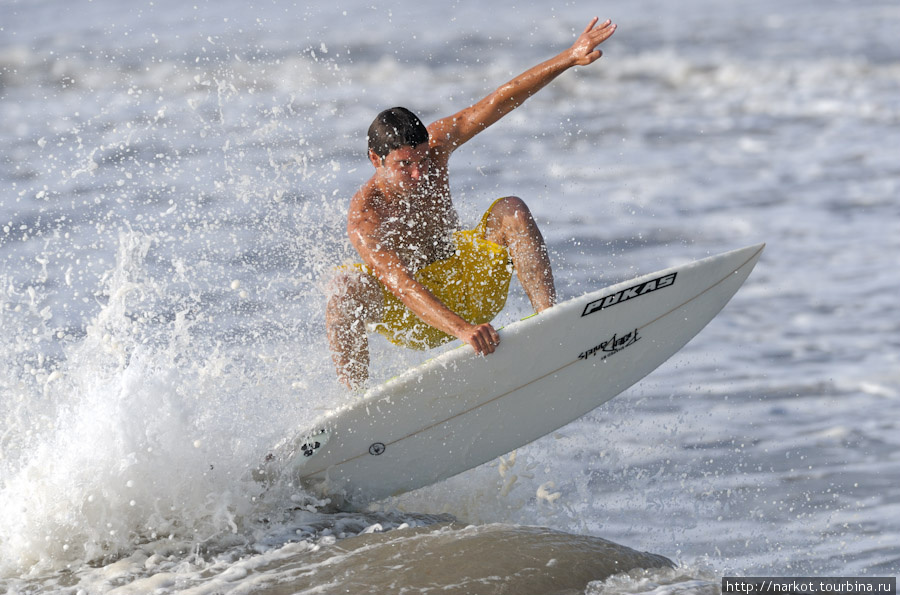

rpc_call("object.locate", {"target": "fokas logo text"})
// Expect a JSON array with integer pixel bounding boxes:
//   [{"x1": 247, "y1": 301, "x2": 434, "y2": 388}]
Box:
[{"x1": 581, "y1": 272, "x2": 677, "y2": 317}]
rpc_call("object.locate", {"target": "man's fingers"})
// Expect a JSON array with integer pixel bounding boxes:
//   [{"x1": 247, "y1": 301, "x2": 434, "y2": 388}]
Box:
[
  {"x1": 583, "y1": 18, "x2": 612, "y2": 38},
  {"x1": 590, "y1": 23, "x2": 615, "y2": 43},
  {"x1": 486, "y1": 326, "x2": 500, "y2": 353},
  {"x1": 468, "y1": 324, "x2": 500, "y2": 355},
  {"x1": 478, "y1": 328, "x2": 494, "y2": 354},
  {"x1": 600, "y1": 21, "x2": 616, "y2": 37}
]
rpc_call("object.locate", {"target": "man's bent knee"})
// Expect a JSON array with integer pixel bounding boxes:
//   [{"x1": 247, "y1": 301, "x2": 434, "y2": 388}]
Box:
[
  {"x1": 490, "y1": 196, "x2": 530, "y2": 219},
  {"x1": 485, "y1": 196, "x2": 539, "y2": 244}
]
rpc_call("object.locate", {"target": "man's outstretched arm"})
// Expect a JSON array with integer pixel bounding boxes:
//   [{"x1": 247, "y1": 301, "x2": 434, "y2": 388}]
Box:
[{"x1": 428, "y1": 17, "x2": 616, "y2": 152}]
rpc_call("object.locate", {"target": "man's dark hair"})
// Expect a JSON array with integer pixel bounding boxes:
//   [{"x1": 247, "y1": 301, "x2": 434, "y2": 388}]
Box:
[{"x1": 367, "y1": 107, "x2": 429, "y2": 160}]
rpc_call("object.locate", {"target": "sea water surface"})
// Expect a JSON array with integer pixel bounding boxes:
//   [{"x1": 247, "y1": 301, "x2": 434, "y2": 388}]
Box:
[{"x1": 1, "y1": 0, "x2": 898, "y2": 593}]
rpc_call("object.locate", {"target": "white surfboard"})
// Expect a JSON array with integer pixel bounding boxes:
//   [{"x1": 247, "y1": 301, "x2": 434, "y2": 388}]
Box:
[{"x1": 259, "y1": 243, "x2": 764, "y2": 508}]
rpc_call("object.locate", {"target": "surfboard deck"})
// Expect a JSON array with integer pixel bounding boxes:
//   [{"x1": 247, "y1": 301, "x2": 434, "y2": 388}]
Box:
[{"x1": 256, "y1": 243, "x2": 764, "y2": 508}]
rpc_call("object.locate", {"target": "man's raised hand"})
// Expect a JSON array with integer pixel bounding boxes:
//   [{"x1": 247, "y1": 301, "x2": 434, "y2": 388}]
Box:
[{"x1": 569, "y1": 17, "x2": 617, "y2": 66}]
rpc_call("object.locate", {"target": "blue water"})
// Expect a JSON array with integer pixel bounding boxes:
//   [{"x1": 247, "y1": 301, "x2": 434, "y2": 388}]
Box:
[{"x1": 2, "y1": 0, "x2": 898, "y2": 592}]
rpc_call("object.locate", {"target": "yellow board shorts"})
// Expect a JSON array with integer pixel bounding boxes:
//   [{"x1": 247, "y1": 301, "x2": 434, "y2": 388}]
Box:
[{"x1": 349, "y1": 199, "x2": 513, "y2": 350}]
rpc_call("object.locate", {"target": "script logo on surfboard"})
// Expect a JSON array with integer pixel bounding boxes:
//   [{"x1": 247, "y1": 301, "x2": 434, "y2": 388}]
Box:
[
  {"x1": 578, "y1": 328, "x2": 641, "y2": 361},
  {"x1": 581, "y1": 272, "x2": 677, "y2": 317}
]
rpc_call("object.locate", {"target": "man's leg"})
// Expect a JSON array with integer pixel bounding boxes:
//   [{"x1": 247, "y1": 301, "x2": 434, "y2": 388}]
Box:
[
  {"x1": 483, "y1": 196, "x2": 556, "y2": 312},
  {"x1": 325, "y1": 269, "x2": 383, "y2": 389}
]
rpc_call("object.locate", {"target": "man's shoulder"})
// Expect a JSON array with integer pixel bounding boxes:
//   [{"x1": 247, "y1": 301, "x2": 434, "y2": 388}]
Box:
[
  {"x1": 348, "y1": 180, "x2": 382, "y2": 225},
  {"x1": 350, "y1": 178, "x2": 379, "y2": 206}
]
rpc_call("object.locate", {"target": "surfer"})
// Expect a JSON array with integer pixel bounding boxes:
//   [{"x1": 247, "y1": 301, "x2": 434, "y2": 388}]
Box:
[{"x1": 326, "y1": 17, "x2": 617, "y2": 389}]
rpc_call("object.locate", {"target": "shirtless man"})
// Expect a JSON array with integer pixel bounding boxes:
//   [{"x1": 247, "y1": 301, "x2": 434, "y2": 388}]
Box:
[{"x1": 327, "y1": 17, "x2": 617, "y2": 389}]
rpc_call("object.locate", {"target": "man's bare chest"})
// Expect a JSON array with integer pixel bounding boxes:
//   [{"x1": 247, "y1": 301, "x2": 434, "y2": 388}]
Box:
[{"x1": 378, "y1": 204, "x2": 458, "y2": 270}]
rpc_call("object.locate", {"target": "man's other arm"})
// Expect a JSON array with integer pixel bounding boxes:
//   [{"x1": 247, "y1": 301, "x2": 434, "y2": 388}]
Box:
[{"x1": 347, "y1": 196, "x2": 501, "y2": 355}]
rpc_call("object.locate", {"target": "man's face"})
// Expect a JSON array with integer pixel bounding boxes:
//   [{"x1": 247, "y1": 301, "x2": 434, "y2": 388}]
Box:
[{"x1": 372, "y1": 143, "x2": 430, "y2": 194}]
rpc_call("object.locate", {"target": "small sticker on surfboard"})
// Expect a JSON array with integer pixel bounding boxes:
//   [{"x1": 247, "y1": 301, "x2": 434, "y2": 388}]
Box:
[
  {"x1": 252, "y1": 427, "x2": 331, "y2": 484},
  {"x1": 295, "y1": 428, "x2": 330, "y2": 459}
]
